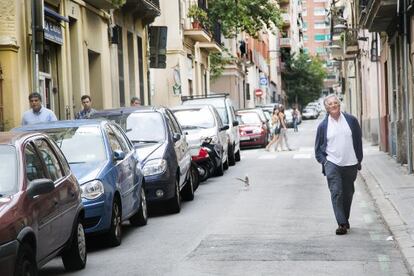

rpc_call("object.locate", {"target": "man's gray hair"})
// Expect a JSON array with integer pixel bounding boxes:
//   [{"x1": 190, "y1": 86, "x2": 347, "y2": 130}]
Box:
[{"x1": 323, "y1": 94, "x2": 341, "y2": 107}]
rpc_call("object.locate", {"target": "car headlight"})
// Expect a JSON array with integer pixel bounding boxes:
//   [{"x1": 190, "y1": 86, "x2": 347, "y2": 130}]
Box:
[
  {"x1": 143, "y1": 159, "x2": 167, "y2": 176},
  {"x1": 81, "y1": 180, "x2": 104, "y2": 200},
  {"x1": 253, "y1": 129, "x2": 262, "y2": 134}
]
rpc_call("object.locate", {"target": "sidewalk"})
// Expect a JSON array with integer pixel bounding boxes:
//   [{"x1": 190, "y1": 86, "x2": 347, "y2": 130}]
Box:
[{"x1": 359, "y1": 142, "x2": 414, "y2": 275}]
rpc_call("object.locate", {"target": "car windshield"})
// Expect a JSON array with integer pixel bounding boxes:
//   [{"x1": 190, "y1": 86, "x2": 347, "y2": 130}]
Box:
[
  {"x1": 125, "y1": 112, "x2": 165, "y2": 143},
  {"x1": 239, "y1": 112, "x2": 261, "y2": 124},
  {"x1": 0, "y1": 145, "x2": 18, "y2": 195},
  {"x1": 45, "y1": 126, "x2": 107, "y2": 164},
  {"x1": 173, "y1": 107, "x2": 215, "y2": 129},
  {"x1": 183, "y1": 98, "x2": 229, "y2": 124}
]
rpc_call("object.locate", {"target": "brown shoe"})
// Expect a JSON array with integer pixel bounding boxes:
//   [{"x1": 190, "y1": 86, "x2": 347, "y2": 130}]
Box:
[{"x1": 336, "y1": 225, "x2": 347, "y2": 235}]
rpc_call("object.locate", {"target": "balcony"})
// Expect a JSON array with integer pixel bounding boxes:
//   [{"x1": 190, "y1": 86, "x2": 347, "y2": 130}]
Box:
[
  {"x1": 280, "y1": 38, "x2": 291, "y2": 48},
  {"x1": 359, "y1": 0, "x2": 397, "y2": 32},
  {"x1": 281, "y1": 13, "x2": 290, "y2": 26},
  {"x1": 83, "y1": 0, "x2": 119, "y2": 9},
  {"x1": 123, "y1": 0, "x2": 161, "y2": 24},
  {"x1": 184, "y1": 21, "x2": 212, "y2": 43}
]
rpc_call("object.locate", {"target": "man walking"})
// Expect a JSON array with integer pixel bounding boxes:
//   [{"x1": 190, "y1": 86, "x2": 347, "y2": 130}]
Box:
[
  {"x1": 75, "y1": 95, "x2": 97, "y2": 119},
  {"x1": 21, "y1": 92, "x2": 57, "y2": 125},
  {"x1": 315, "y1": 94, "x2": 363, "y2": 235}
]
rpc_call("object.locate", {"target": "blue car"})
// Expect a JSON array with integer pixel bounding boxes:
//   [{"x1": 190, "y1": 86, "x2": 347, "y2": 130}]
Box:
[
  {"x1": 91, "y1": 107, "x2": 196, "y2": 214},
  {"x1": 14, "y1": 120, "x2": 147, "y2": 247}
]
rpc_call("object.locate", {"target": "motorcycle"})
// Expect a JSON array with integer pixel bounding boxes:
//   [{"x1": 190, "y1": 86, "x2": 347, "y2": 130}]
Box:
[{"x1": 190, "y1": 137, "x2": 222, "y2": 181}]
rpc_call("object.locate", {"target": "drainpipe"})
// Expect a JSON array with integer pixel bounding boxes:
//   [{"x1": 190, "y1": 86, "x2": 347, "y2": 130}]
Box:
[
  {"x1": 31, "y1": 1, "x2": 39, "y2": 93},
  {"x1": 403, "y1": 0, "x2": 413, "y2": 173}
]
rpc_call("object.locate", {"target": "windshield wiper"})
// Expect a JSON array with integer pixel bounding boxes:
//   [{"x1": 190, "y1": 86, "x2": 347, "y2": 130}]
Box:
[
  {"x1": 68, "y1": 161, "x2": 86, "y2": 164},
  {"x1": 132, "y1": 140, "x2": 159, "y2": 143}
]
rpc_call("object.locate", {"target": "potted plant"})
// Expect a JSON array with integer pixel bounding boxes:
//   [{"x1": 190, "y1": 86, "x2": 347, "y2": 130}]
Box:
[{"x1": 188, "y1": 5, "x2": 208, "y2": 29}]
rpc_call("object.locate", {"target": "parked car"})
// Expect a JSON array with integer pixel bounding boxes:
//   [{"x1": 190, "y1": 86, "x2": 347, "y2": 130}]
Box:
[
  {"x1": 91, "y1": 107, "x2": 196, "y2": 213},
  {"x1": 237, "y1": 108, "x2": 271, "y2": 142},
  {"x1": 0, "y1": 132, "x2": 86, "y2": 275},
  {"x1": 171, "y1": 104, "x2": 230, "y2": 177},
  {"x1": 302, "y1": 107, "x2": 319, "y2": 119},
  {"x1": 15, "y1": 120, "x2": 147, "y2": 247},
  {"x1": 182, "y1": 93, "x2": 240, "y2": 165},
  {"x1": 237, "y1": 111, "x2": 268, "y2": 148}
]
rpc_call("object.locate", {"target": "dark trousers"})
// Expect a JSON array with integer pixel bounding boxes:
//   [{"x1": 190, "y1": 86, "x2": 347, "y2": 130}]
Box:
[{"x1": 325, "y1": 161, "x2": 358, "y2": 226}]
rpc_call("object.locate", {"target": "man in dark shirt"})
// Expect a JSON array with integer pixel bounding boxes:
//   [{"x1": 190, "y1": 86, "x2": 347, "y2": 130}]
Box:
[{"x1": 75, "y1": 95, "x2": 97, "y2": 119}]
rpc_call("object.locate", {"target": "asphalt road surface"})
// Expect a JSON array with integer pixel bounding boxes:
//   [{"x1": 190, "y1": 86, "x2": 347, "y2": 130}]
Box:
[{"x1": 40, "y1": 116, "x2": 409, "y2": 276}]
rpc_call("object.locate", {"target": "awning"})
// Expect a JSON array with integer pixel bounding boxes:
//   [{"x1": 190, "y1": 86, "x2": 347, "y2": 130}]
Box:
[{"x1": 44, "y1": 6, "x2": 69, "y2": 23}]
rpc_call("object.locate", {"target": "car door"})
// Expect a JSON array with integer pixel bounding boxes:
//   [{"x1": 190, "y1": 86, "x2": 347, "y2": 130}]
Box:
[
  {"x1": 109, "y1": 123, "x2": 139, "y2": 217},
  {"x1": 23, "y1": 141, "x2": 60, "y2": 261},
  {"x1": 33, "y1": 138, "x2": 74, "y2": 248},
  {"x1": 104, "y1": 124, "x2": 131, "y2": 219},
  {"x1": 212, "y1": 107, "x2": 228, "y2": 161},
  {"x1": 165, "y1": 110, "x2": 190, "y2": 188}
]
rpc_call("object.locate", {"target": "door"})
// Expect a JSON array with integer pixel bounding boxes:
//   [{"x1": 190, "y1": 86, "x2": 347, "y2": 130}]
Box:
[
  {"x1": 39, "y1": 74, "x2": 54, "y2": 110},
  {"x1": 109, "y1": 124, "x2": 138, "y2": 217},
  {"x1": 166, "y1": 110, "x2": 191, "y2": 187},
  {"x1": 24, "y1": 142, "x2": 59, "y2": 261},
  {"x1": 34, "y1": 138, "x2": 77, "y2": 247},
  {"x1": 105, "y1": 124, "x2": 131, "y2": 219}
]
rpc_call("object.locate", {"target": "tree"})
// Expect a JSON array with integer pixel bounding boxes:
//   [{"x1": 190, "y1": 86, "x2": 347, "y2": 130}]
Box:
[
  {"x1": 282, "y1": 52, "x2": 327, "y2": 108},
  {"x1": 207, "y1": 0, "x2": 283, "y2": 38}
]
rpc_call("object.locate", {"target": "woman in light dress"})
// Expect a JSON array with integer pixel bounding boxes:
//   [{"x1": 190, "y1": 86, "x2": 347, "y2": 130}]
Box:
[{"x1": 265, "y1": 107, "x2": 281, "y2": 151}]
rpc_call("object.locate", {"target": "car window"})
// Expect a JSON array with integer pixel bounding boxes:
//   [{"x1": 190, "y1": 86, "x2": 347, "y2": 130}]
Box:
[
  {"x1": 173, "y1": 107, "x2": 216, "y2": 129},
  {"x1": 166, "y1": 110, "x2": 182, "y2": 134},
  {"x1": 34, "y1": 139, "x2": 64, "y2": 182},
  {"x1": 183, "y1": 98, "x2": 229, "y2": 124},
  {"x1": 125, "y1": 112, "x2": 166, "y2": 143},
  {"x1": 212, "y1": 107, "x2": 224, "y2": 128},
  {"x1": 25, "y1": 143, "x2": 47, "y2": 181},
  {"x1": 238, "y1": 112, "x2": 261, "y2": 124},
  {"x1": 105, "y1": 125, "x2": 123, "y2": 153},
  {"x1": 0, "y1": 145, "x2": 18, "y2": 194},
  {"x1": 45, "y1": 126, "x2": 107, "y2": 164},
  {"x1": 109, "y1": 124, "x2": 131, "y2": 153}
]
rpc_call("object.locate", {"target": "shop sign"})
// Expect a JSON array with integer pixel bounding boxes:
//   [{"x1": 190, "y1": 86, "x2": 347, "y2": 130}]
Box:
[{"x1": 44, "y1": 19, "x2": 63, "y2": 45}]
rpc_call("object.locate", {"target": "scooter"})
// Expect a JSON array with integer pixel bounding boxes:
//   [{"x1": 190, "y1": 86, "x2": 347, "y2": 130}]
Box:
[{"x1": 191, "y1": 137, "x2": 222, "y2": 181}]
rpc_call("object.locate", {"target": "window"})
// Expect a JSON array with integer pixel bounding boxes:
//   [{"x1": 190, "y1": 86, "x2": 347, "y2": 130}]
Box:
[
  {"x1": 313, "y1": 8, "x2": 326, "y2": 16},
  {"x1": 110, "y1": 124, "x2": 131, "y2": 153},
  {"x1": 316, "y1": 47, "x2": 327, "y2": 54},
  {"x1": 106, "y1": 125, "x2": 123, "y2": 152},
  {"x1": 303, "y1": 22, "x2": 308, "y2": 30},
  {"x1": 314, "y1": 34, "x2": 329, "y2": 41},
  {"x1": 303, "y1": 35, "x2": 308, "y2": 41},
  {"x1": 34, "y1": 139, "x2": 63, "y2": 181},
  {"x1": 314, "y1": 21, "x2": 328, "y2": 29},
  {"x1": 25, "y1": 143, "x2": 47, "y2": 181}
]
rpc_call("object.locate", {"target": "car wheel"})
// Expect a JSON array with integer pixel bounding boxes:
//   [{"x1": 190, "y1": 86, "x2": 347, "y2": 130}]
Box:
[
  {"x1": 107, "y1": 199, "x2": 122, "y2": 247},
  {"x1": 228, "y1": 144, "x2": 236, "y2": 166},
  {"x1": 190, "y1": 163, "x2": 200, "y2": 190},
  {"x1": 181, "y1": 169, "x2": 195, "y2": 201},
  {"x1": 167, "y1": 178, "x2": 181, "y2": 214},
  {"x1": 129, "y1": 186, "x2": 148, "y2": 226},
  {"x1": 215, "y1": 157, "x2": 224, "y2": 176},
  {"x1": 14, "y1": 243, "x2": 37, "y2": 276},
  {"x1": 235, "y1": 150, "x2": 241, "y2": 162},
  {"x1": 62, "y1": 220, "x2": 87, "y2": 271}
]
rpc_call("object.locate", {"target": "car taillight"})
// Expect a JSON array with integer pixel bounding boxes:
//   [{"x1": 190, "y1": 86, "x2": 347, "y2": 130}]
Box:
[{"x1": 192, "y1": 147, "x2": 209, "y2": 161}]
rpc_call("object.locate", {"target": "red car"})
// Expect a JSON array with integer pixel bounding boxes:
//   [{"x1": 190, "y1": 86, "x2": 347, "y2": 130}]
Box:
[
  {"x1": 0, "y1": 132, "x2": 86, "y2": 275},
  {"x1": 237, "y1": 112, "x2": 268, "y2": 148}
]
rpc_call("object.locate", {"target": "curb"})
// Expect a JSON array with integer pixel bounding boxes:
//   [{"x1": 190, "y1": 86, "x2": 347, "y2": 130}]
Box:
[{"x1": 358, "y1": 168, "x2": 414, "y2": 275}]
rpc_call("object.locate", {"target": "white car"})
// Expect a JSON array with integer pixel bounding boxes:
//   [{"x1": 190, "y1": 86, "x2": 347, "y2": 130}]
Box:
[{"x1": 302, "y1": 107, "x2": 319, "y2": 119}]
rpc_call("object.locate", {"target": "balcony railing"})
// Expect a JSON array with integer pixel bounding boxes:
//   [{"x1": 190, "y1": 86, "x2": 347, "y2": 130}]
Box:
[
  {"x1": 123, "y1": 0, "x2": 161, "y2": 24},
  {"x1": 359, "y1": 0, "x2": 397, "y2": 32},
  {"x1": 280, "y1": 37, "x2": 291, "y2": 48}
]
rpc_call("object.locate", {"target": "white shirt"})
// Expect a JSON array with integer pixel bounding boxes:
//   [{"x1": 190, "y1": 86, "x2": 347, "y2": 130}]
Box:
[{"x1": 326, "y1": 113, "x2": 358, "y2": 166}]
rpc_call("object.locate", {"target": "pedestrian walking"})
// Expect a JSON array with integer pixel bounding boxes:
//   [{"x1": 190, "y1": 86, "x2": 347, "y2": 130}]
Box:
[
  {"x1": 275, "y1": 105, "x2": 292, "y2": 151},
  {"x1": 130, "y1": 96, "x2": 141, "y2": 107},
  {"x1": 315, "y1": 94, "x2": 363, "y2": 235},
  {"x1": 292, "y1": 107, "x2": 299, "y2": 132},
  {"x1": 75, "y1": 95, "x2": 97, "y2": 119},
  {"x1": 21, "y1": 92, "x2": 57, "y2": 125},
  {"x1": 265, "y1": 107, "x2": 281, "y2": 151}
]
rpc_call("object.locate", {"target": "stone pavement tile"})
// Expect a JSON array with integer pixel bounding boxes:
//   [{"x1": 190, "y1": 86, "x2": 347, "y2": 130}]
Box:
[{"x1": 359, "y1": 144, "x2": 414, "y2": 275}]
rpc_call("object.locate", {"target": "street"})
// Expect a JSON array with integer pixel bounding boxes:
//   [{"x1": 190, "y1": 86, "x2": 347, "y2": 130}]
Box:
[{"x1": 37, "y1": 118, "x2": 409, "y2": 276}]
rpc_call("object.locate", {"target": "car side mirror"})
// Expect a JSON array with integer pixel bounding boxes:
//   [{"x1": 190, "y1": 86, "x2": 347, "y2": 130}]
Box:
[
  {"x1": 232, "y1": 120, "x2": 239, "y2": 127},
  {"x1": 173, "y1": 133, "x2": 181, "y2": 142},
  {"x1": 27, "y1": 178, "x2": 55, "y2": 198},
  {"x1": 113, "y1": 150, "x2": 126, "y2": 161},
  {"x1": 220, "y1": 125, "x2": 230, "y2": 131}
]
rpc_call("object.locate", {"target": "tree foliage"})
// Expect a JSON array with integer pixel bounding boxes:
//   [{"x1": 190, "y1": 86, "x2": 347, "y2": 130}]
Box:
[
  {"x1": 207, "y1": 0, "x2": 283, "y2": 38},
  {"x1": 282, "y1": 52, "x2": 327, "y2": 108},
  {"x1": 209, "y1": 48, "x2": 237, "y2": 81}
]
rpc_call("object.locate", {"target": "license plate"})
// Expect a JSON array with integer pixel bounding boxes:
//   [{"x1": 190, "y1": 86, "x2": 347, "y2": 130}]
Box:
[{"x1": 240, "y1": 136, "x2": 250, "y2": 141}]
